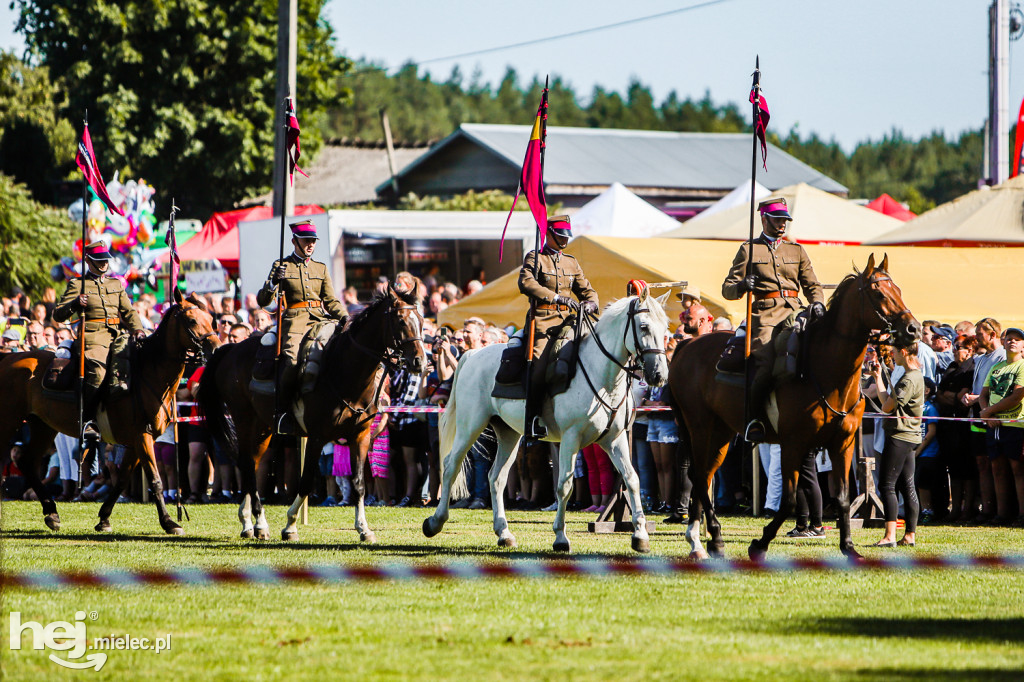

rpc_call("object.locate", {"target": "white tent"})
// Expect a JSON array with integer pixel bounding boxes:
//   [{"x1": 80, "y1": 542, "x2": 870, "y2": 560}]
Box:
[
  {"x1": 569, "y1": 182, "x2": 682, "y2": 238},
  {"x1": 687, "y1": 179, "x2": 771, "y2": 222}
]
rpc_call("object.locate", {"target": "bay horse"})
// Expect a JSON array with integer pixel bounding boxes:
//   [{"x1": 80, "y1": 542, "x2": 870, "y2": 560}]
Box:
[
  {"x1": 423, "y1": 291, "x2": 671, "y2": 553},
  {"x1": 667, "y1": 254, "x2": 919, "y2": 560},
  {"x1": 0, "y1": 290, "x2": 219, "y2": 534},
  {"x1": 198, "y1": 285, "x2": 426, "y2": 543}
]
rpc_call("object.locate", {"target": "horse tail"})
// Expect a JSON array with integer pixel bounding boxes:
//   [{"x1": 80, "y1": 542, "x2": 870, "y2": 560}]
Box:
[
  {"x1": 196, "y1": 344, "x2": 238, "y2": 460},
  {"x1": 439, "y1": 355, "x2": 471, "y2": 500}
]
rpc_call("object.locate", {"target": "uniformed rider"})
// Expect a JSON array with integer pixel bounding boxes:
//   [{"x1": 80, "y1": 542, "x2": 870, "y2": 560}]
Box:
[
  {"x1": 518, "y1": 215, "x2": 599, "y2": 444},
  {"x1": 53, "y1": 241, "x2": 145, "y2": 440},
  {"x1": 721, "y1": 198, "x2": 825, "y2": 442},
  {"x1": 257, "y1": 220, "x2": 347, "y2": 434}
]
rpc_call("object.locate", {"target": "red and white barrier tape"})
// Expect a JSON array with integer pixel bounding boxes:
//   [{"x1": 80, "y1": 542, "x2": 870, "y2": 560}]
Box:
[
  {"x1": 377, "y1": 405, "x2": 674, "y2": 414},
  {"x1": 4, "y1": 553, "x2": 1023, "y2": 589}
]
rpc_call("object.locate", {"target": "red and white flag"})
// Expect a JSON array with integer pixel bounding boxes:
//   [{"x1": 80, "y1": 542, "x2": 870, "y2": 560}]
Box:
[
  {"x1": 285, "y1": 97, "x2": 309, "y2": 185},
  {"x1": 75, "y1": 123, "x2": 124, "y2": 217}
]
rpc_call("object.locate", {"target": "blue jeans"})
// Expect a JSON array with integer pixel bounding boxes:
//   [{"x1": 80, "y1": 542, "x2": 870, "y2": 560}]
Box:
[
  {"x1": 468, "y1": 427, "x2": 496, "y2": 502},
  {"x1": 632, "y1": 423, "x2": 655, "y2": 500}
]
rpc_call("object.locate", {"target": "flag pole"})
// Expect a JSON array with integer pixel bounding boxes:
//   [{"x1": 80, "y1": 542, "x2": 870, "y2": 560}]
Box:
[
  {"x1": 275, "y1": 95, "x2": 290, "y2": 425},
  {"x1": 745, "y1": 56, "x2": 762, "y2": 516},
  {"x1": 523, "y1": 77, "x2": 548, "y2": 442},
  {"x1": 167, "y1": 199, "x2": 187, "y2": 522},
  {"x1": 77, "y1": 112, "x2": 89, "y2": 482}
]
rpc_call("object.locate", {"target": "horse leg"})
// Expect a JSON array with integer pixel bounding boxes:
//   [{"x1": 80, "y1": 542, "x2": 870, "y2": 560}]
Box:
[
  {"x1": 552, "y1": 435, "x2": 582, "y2": 553},
  {"x1": 96, "y1": 449, "x2": 140, "y2": 532},
  {"x1": 423, "y1": 423, "x2": 485, "y2": 539},
  {"x1": 750, "y1": 445, "x2": 801, "y2": 560},
  {"x1": 249, "y1": 434, "x2": 272, "y2": 540},
  {"x1": 831, "y1": 430, "x2": 861, "y2": 559},
  {"x1": 133, "y1": 434, "x2": 182, "y2": 535},
  {"x1": 602, "y1": 429, "x2": 649, "y2": 553},
  {"x1": 282, "y1": 436, "x2": 326, "y2": 542},
  {"x1": 351, "y1": 440, "x2": 376, "y2": 544},
  {"x1": 488, "y1": 422, "x2": 522, "y2": 548},
  {"x1": 686, "y1": 425, "x2": 730, "y2": 559},
  {"x1": 19, "y1": 418, "x2": 60, "y2": 530}
]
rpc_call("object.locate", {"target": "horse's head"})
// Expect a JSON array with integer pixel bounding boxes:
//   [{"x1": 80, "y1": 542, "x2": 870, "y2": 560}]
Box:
[
  {"x1": 623, "y1": 288, "x2": 671, "y2": 387},
  {"x1": 386, "y1": 283, "x2": 427, "y2": 375},
  {"x1": 168, "y1": 289, "x2": 221, "y2": 360},
  {"x1": 855, "y1": 253, "x2": 921, "y2": 348}
]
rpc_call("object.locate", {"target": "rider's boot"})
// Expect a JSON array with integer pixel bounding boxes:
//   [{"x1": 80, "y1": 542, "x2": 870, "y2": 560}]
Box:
[
  {"x1": 275, "y1": 362, "x2": 300, "y2": 436},
  {"x1": 743, "y1": 357, "x2": 772, "y2": 444},
  {"x1": 81, "y1": 381, "x2": 102, "y2": 442},
  {"x1": 523, "y1": 364, "x2": 547, "y2": 449}
]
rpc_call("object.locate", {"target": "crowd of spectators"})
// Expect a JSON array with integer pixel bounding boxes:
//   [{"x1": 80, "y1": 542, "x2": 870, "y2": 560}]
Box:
[{"x1": 5, "y1": 277, "x2": 1024, "y2": 541}]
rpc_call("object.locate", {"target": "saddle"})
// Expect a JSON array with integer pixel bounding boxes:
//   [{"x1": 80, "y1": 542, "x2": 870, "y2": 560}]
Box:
[
  {"x1": 42, "y1": 334, "x2": 132, "y2": 398},
  {"x1": 714, "y1": 309, "x2": 811, "y2": 387},
  {"x1": 250, "y1": 322, "x2": 338, "y2": 396},
  {"x1": 492, "y1": 317, "x2": 581, "y2": 400}
]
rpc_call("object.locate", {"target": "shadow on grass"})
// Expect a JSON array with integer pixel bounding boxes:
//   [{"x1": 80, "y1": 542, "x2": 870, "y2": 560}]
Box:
[
  {"x1": 801, "y1": 617, "x2": 1024, "y2": 645},
  {"x1": 853, "y1": 668, "x2": 1024, "y2": 681}
]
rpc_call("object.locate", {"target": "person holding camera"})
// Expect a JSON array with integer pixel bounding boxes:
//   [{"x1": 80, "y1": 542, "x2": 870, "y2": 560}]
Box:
[{"x1": 869, "y1": 342, "x2": 924, "y2": 547}]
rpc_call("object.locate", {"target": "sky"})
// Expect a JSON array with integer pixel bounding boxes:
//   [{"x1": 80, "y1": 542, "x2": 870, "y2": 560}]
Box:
[{"x1": 4, "y1": 0, "x2": 1024, "y2": 151}]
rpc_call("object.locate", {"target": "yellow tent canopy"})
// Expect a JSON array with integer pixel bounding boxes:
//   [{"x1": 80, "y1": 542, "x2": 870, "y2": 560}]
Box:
[
  {"x1": 660, "y1": 182, "x2": 902, "y2": 245},
  {"x1": 439, "y1": 236, "x2": 1024, "y2": 330}
]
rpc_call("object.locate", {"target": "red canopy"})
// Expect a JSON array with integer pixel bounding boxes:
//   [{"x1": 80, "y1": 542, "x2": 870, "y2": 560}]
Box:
[
  {"x1": 161, "y1": 205, "x2": 324, "y2": 272},
  {"x1": 865, "y1": 194, "x2": 915, "y2": 222}
]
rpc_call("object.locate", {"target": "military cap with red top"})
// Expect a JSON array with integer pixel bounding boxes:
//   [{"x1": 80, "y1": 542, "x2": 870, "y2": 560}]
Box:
[
  {"x1": 83, "y1": 241, "x2": 112, "y2": 260},
  {"x1": 758, "y1": 197, "x2": 792, "y2": 221},
  {"x1": 547, "y1": 215, "x2": 571, "y2": 237},
  {"x1": 289, "y1": 219, "x2": 318, "y2": 240}
]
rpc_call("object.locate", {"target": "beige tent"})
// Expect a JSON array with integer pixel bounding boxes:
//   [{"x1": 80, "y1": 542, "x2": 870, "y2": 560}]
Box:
[
  {"x1": 660, "y1": 182, "x2": 902, "y2": 245},
  {"x1": 866, "y1": 174, "x2": 1024, "y2": 246},
  {"x1": 439, "y1": 236, "x2": 1024, "y2": 330}
]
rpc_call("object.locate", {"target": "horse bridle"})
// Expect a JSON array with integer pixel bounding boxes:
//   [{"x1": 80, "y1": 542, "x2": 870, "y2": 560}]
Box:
[{"x1": 860, "y1": 273, "x2": 911, "y2": 346}]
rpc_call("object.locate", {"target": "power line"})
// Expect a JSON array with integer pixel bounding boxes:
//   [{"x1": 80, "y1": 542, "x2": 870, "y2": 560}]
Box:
[{"x1": 415, "y1": 0, "x2": 733, "y2": 67}]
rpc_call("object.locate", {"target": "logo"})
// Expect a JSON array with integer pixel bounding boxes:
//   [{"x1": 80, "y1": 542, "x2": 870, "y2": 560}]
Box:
[{"x1": 9, "y1": 610, "x2": 172, "y2": 672}]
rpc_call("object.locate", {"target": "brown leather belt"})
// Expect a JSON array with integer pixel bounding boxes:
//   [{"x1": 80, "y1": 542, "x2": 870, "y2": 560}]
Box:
[
  {"x1": 287, "y1": 300, "x2": 323, "y2": 310},
  {"x1": 755, "y1": 290, "x2": 799, "y2": 301},
  {"x1": 536, "y1": 303, "x2": 572, "y2": 312},
  {"x1": 85, "y1": 317, "x2": 121, "y2": 324}
]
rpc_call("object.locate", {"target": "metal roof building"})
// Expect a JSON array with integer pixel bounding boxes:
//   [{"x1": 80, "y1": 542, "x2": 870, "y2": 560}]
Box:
[{"x1": 376, "y1": 123, "x2": 848, "y2": 210}]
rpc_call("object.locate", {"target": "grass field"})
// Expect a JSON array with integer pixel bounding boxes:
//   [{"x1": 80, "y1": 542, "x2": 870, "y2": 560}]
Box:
[{"x1": 2, "y1": 500, "x2": 1023, "y2": 681}]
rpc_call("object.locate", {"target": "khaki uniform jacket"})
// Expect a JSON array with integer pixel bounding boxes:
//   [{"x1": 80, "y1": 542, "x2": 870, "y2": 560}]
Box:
[
  {"x1": 53, "y1": 274, "x2": 144, "y2": 386},
  {"x1": 722, "y1": 236, "x2": 824, "y2": 349},
  {"x1": 256, "y1": 253, "x2": 347, "y2": 362},
  {"x1": 518, "y1": 248, "x2": 598, "y2": 358}
]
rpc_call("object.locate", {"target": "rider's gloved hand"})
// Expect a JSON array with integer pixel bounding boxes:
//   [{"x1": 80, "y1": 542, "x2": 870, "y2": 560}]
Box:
[
  {"x1": 738, "y1": 275, "x2": 756, "y2": 293},
  {"x1": 78, "y1": 294, "x2": 89, "y2": 309},
  {"x1": 272, "y1": 264, "x2": 288, "y2": 284},
  {"x1": 554, "y1": 295, "x2": 579, "y2": 311},
  {"x1": 133, "y1": 329, "x2": 147, "y2": 343},
  {"x1": 808, "y1": 301, "x2": 826, "y2": 322},
  {"x1": 582, "y1": 300, "x2": 599, "y2": 316}
]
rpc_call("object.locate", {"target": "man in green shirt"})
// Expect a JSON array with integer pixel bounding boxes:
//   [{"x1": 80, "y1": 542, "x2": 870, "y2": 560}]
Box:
[{"x1": 979, "y1": 326, "x2": 1024, "y2": 525}]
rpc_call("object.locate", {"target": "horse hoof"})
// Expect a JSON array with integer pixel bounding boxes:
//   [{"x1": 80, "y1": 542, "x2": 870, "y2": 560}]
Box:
[
  {"x1": 689, "y1": 549, "x2": 709, "y2": 561},
  {"x1": 255, "y1": 528, "x2": 270, "y2": 541},
  {"x1": 281, "y1": 530, "x2": 298, "y2": 542},
  {"x1": 631, "y1": 536, "x2": 651, "y2": 553},
  {"x1": 360, "y1": 531, "x2": 377, "y2": 544},
  {"x1": 552, "y1": 540, "x2": 571, "y2": 553},
  {"x1": 95, "y1": 521, "x2": 112, "y2": 533},
  {"x1": 842, "y1": 546, "x2": 864, "y2": 563},
  {"x1": 497, "y1": 535, "x2": 517, "y2": 548},
  {"x1": 165, "y1": 524, "x2": 184, "y2": 536},
  {"x1": 422, "y1": 517, "x2": 441, "y2": 538},
  {"x1": 708, "y1": 543, "x2": 725, "y2": 559},
  {"x1": 44, "y1": 514, "x2": 60, "y2": 531},
  {"x1": 748, "y1": 541, "x2": 767, "y2": 562},
  {"x1": 240, "y1": 528, "x2": 255, "y2": 539}
]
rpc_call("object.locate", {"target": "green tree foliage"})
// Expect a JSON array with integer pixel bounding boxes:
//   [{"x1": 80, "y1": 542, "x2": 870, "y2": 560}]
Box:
[
  {"x1": 0, "y1": 173, "x2": 75, "y2": 299},
  {"x1": 14, "y1": 0, "x2": 351, "y2": 217},
  {"x1": 0, "y1": 51, "x2": 76, "y2": 203}
]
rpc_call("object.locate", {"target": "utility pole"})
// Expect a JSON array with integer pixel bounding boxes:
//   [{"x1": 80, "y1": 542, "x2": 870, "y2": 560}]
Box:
[
  {"x1": 990, "y1": 0, "x2": 1010, "y2": 185},
  {"x1": 272, "y1": 0, "x2": 298, "y2": 217}
]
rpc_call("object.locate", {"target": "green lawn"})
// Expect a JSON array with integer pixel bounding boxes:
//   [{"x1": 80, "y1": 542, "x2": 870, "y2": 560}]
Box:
[{"x1": 2, "y1": 500, "x2": 1023, "y2": 681}]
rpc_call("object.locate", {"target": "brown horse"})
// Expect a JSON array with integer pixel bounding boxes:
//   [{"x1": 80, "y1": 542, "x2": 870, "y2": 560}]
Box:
[
  {"x1": 668, "y1": 254, "x2": 920, "y2": 560},
  {"x1": 197, "y1": 285, "x2": 426, "y2": 543},
  {"x1": 0, "y1": 290, "x2": 219, "y2": 534}
]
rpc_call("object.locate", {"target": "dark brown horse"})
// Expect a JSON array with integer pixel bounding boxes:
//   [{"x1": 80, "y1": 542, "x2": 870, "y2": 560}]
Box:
[
  {"x1": 668, "y1": 254, "x2": 919, "y2": 560},
  {"x1": 0, "y1": 290, "x2": 219, "y2": 534},
  {"x1": 198, "y1": 286, "x2": 426, "y2": 542}
]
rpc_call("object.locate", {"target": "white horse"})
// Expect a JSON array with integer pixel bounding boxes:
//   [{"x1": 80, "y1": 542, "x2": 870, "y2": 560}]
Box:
[{"x1": 423, "y1": 291, "x2": 671, "y2": 553}]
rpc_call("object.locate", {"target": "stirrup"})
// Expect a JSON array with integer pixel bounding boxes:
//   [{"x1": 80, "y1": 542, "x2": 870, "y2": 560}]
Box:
[
  {"x1": 82, "y1": 420, "x2": 102, "y2": 442},
  {"x1": 743, "y1": 419, "x2": 766, "y2": 444},
  {"x1": 523, "y1": 417, "x2": 547, "y2": 448},
  {"x1": 275, "y1": 413, "x2": 297, "y2": 436}
]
